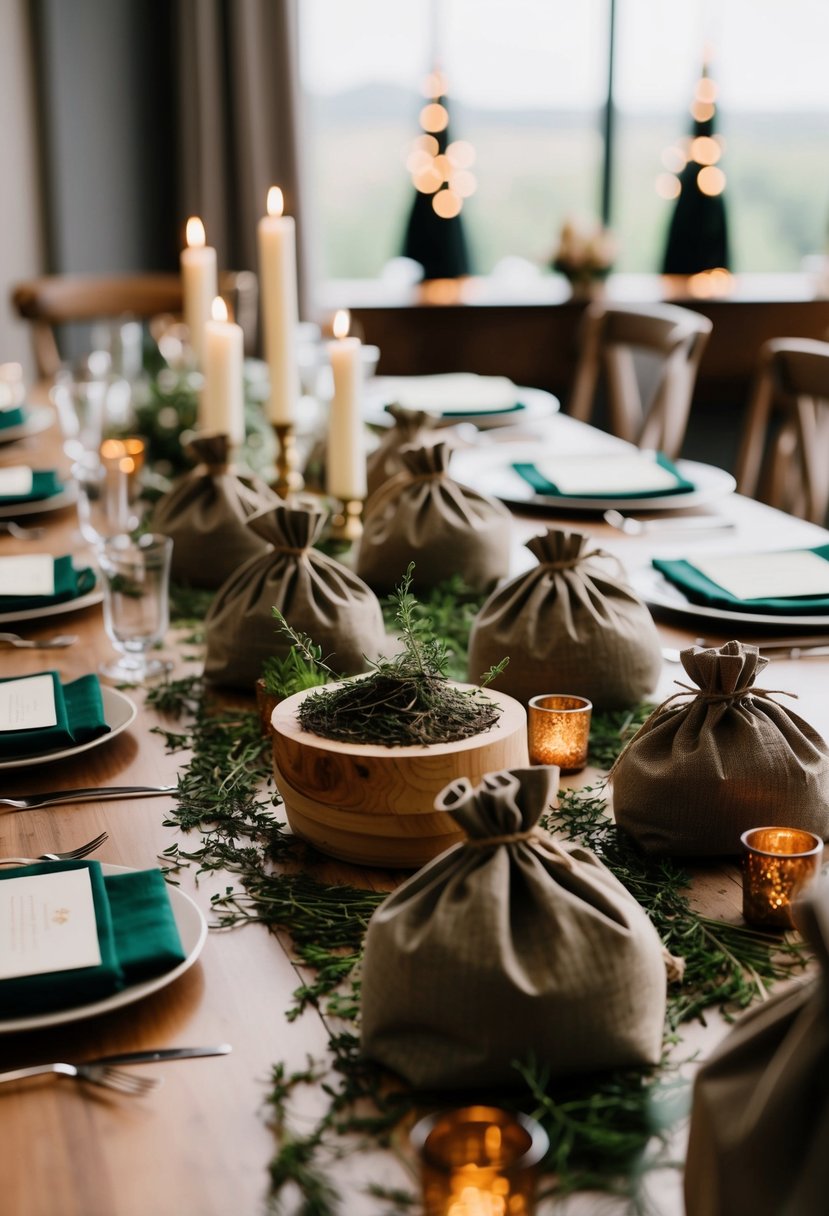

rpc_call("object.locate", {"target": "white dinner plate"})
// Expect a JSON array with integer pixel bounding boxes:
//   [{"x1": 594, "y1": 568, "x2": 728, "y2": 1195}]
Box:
[
  {"x1": 0, "y1": 685, "x2": 137, "y2": 771},
  {"x1": 449, "y1": 444, "x2": 736, "y2": 512},
  {"x1": 0, "y1": 406, "x2": 54, "y2": 445},
  {"x1": 633, "y1": 563, "x2": 829, "y2": 631},
  {"x1": 365, "y1": 382, "x2": 560, "y2": 429},
  {"x1": 0, "y1": 482, "x2": 77, "y2": 519},
  {"x1": 0, "y1": 863, "x2": 208, "y2": 1033},
  {"x1": 0, "y1": 573, "x2": 103, "y2": 625}
]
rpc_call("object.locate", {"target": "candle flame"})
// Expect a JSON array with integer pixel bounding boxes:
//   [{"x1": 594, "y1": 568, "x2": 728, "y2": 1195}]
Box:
[
  {"x1": 186, "y1": 216, "x2": 206, "y2": 248},
  {"x1": 267, "y1": 186, "x2": 284, "y2": 217},
  {"x1": 211, "y1": 296, "x2": 228, "y2": 323},
  {"x1": 100, "y1": 438, "x2": 127, "y2": 461},
  {"x1": 119, "y1": 456, "x2": 135, "y2": 475},
  {"x1": 333, "y1": 309, "x2": 350, "y2": 340}
]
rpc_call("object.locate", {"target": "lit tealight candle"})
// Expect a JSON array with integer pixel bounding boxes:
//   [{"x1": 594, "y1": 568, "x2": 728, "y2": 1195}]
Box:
[
  {"x1": 741, "y1": 826, "x2": 824, "y2": 930},
  {"x1": 411, "y1": 1106, "x2": 548, "y2": 1216},
  {"x1": 527, "y1": 694, "x2": 592, "y2": 773},
  {"x1": 180, "y1": 216, "x2": 218, "y2": 366},
  {"x1": 326, "y1": 309, "x2": 367, "y2": 501},
  {"x1": 201, "y1": 297, "x2": 245, "y2": 447},
  {"x1": 258, "y1": 186, "x2": 300, "y2": 425}
]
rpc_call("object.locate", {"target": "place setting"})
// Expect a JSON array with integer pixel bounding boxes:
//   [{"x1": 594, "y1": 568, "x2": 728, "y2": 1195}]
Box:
[
  {"x1": 0, "y1": 550, "x2": 103, "y2": 625},
  {"x1": 0, "y1": 463, "x2": 77, "y2": 518},
  {"x1": 364, "y1": 371, "x2": 560, "y2": 429},
  {"x1": 0, "y1": 361, "x2": 53, "y2": 446}
]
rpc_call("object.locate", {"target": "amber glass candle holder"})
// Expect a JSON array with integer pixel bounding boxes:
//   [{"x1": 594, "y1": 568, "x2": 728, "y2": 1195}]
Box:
[
  {"x1": 411, "y1": 1105, "x2": 548, "y2": 1216},
  {"x1": 741, "y1": 826, "x2": 824, "y2": 930},
  {"x1": 527, "y1": 694, "x2": 592, "y2": 773}
]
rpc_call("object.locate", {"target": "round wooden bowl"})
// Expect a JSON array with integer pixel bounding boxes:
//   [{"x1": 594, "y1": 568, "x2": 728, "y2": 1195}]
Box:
[{"x1": 271, "y1": 682, "x2": 529, "y2": 868}]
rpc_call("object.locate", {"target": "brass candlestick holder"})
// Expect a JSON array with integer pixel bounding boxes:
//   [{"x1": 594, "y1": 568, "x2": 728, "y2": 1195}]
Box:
[
  {"x1": 272, "y1": 422, "x2": 305, "y2": 498},
  {"x1": 329, "y1": 496, "x2": 364, "y2": 543}
]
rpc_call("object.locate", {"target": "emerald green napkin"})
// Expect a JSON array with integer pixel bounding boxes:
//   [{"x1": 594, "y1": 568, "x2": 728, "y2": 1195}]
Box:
[
  {"x1": 0, "y1": 861, "x2": 186, "y2": 1017},
  {"x1": 0, "y1": 556, "x2": 96, "y2": 613},
  {"x1": 0, "y1": 469, "x2": 63, "y2": 504},
  {"x1": 0, "y1": 406, "x2": 25, "y2": 430},
  {"x1": 0, "y1": 671, "x2": 110, "y2": 759},
  {"x1": 653, "y1": 543, "x2": 829, "y2": 615},
  {"x1": 513, "y1": 451, "x2": 695, "y2": 498},
  {"x1": 441, "y1": 400, "x2": 525, "y2": 418}
]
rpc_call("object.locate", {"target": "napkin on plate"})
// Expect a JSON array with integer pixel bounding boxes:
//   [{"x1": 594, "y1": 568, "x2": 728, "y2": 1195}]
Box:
[
  {"x1": 0, "y1": 860, "x2": 186, "y2": 1016},
  {"x1": 0, "y1": 468, "x2": 63, "y2": 504},
  {"x1": 0, "y1": 406, "x2": 26, "y2": 430},
  {"x1": 513, "y1": 451, "x2": 694, "y2": 498},
  {"x1": 0, "y1": 671, "x2": 110, "y2": 759},
  {"x1": 0, "y1": 555, "x2": 96, "y2": 613},
  {"x1": 654, "y1": 543, "x2": 829, "y2": 615},
  {"x1": 380, "y1": 373, "x2": 523, "y2": 416}
]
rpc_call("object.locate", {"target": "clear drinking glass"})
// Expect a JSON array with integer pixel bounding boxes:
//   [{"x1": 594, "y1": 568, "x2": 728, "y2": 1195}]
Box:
[
  {"x1": 74, "y1": 453, "x2": 141, "y2": 545},
  {"x1": 99, "y1": 533, "x2": 173, "y2": 684}
]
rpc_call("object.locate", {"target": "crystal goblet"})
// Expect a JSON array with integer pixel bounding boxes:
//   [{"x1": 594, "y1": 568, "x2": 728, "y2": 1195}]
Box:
[{"x1": 99, "y1": 533, "x2": 173, "y2": 684}]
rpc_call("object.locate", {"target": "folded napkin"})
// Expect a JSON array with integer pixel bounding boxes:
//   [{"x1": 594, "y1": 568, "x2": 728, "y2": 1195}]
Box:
[
  {"x1": 0, "y1": 556, "x2": 96, "y2": 613},
  {"x1": 0, "y1": 861, "x2": 186, "y2": 1016},
  {"x1": 513, "y1": 451, "x2": 694, "y2": 498},
  {"x1": 381, "y1": 373, "x2": 522, "y2": 416},
  {"x1": 0, "y1": 406, "x2": 25, "y2": 430},
  {"x1": 0, "y1": 469, "x2": 63, "y2": 504},
  {"x1": 0, "y1": 671, "x2": 110, "y2": 759},
  {"x1": 654, "y1": 543, "x2": 829, "y2": 615}
]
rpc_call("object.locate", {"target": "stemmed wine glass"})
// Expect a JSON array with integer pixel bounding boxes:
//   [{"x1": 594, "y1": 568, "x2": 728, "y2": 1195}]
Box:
[{"x1": 98, "y1": 533, "x2": 173, "y2": 684}]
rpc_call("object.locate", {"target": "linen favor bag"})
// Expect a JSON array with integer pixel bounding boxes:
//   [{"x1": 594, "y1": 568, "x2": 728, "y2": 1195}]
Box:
[
  {"x1": 151, "y1": 433, "x2": 279, "y2": 588},
  {"x1": 204, "y1": 502, "x2": 386, "y2": 691},
  {"x1": 365, "y1": 404, "x2": 437, "y2": 499},
  {"x1": 361, "y1": 766, "x2": 668, "y2": 1089},
  {"x1": 467, "y1": 529, "x2": 662, "y2": 708},
  {"x1": 685, "y1": 879, "x2": 829, "y2": 1216},
  {"x1": 356, "y1": 442, "x2": 511, "y2": 593},
  {"x1": 612, "y1": 640, "x2": 829, "y2": 855}
]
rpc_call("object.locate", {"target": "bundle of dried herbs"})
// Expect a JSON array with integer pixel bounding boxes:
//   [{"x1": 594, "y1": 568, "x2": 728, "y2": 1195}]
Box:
[{"x1": 294, "y1": 566, "x2": 507, "y2": 748}]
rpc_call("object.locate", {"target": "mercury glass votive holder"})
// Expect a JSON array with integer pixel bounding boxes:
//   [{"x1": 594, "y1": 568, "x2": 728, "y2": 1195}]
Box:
[
  {"x1": 527, "y1": 694, "x2": 592, "y2": 773},
  {"x1": 741, "y1": 826, "x2": 824, "y2": 930},
  {"x1": 411, "y1": 1105, "x2": 548, "y2": 1216}
]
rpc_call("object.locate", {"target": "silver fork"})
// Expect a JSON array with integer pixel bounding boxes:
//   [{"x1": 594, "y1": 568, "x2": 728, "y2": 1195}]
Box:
[
  {"x1": 603, "y1": 508, "x2": 735, "y2": 535},
  {"x1": 0, "y1": 1061, "x2": 160, "y2": 1095},
  {"x1": 0, "y1": 830, "x2": 108, "y2": 867},
  {"x1": 0, "y1": 632, "x2": 78, "y2": 649},
  {"x1": 0, "y1": 522, "x2": 46, "y2": 540}
]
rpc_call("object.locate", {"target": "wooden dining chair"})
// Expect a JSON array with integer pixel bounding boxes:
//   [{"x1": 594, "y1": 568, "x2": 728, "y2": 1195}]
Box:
[
  {"x1": 735, "y1": 337, "x2": 829, "y2": 524},
  {"x1": 11, "y1": 270, "x2": 258, "y2": 376},
  {"x1": 567, "y1": 301, "x2": 713, "y2": 460}
]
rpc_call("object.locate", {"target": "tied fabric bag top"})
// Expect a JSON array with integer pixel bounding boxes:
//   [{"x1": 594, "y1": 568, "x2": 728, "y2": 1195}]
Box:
[
  {"x1": 685, "y1": 878, "x2": 829, "y2": 1216},
  {"x1": 360, "y1": 767, "x2": 668, "y2": 1090},
  {"x1": 204, "y1": 502, "x2": 386, "y2": 691},
  {"x1": 365, "y1": 404, "x2": 437, "y2": 500},
  {"x1": 150, "y1": 433, "x2": 280, "y2": 589},
  {"x1": 612, "y1": 640, "x2": 829, "y2": 856},
  {"x1": 468, "y1": 530, "x2": 662, "y2": 708},
  {"x1": 356, "y1": 442, "x2": 511, "y2": 593}
]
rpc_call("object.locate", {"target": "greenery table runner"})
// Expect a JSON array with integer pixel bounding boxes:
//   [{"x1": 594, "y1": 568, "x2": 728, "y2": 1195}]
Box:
[{"x1": 150, "y1": 581, "x2": 809, "y2": 1215}]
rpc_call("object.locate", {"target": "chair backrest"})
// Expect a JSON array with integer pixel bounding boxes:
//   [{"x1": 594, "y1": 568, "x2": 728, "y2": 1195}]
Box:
[
  {"x1": 567, "y1": 301, "x2": 713, "y2": 460},
  {"x1": 12, "y1": 271, "x2": 258, "y2": 377},
  {"x1": 735, "y1": 337, "x2": 829, "y2": 524}
]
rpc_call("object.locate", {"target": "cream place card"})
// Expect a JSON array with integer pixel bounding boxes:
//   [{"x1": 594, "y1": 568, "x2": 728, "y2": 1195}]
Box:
[
  {"x1": 0, "y1": 673, "x2": 57, "y2": 733},
  {"x1": 691, "y1": 550, "x2": 829, "y2": 600},
  {"x1": 534, "y1": 453, "x2": 679, "y2": 495},
  {"x1": 0, "y1": 466, "x2": 33, "y2": 497},
  {"x1": 0, "y1": 554, "x2": 55, "y2": 598},
  {"x1": 0, "y1": 868, "x2": 102, "y2": 980}
]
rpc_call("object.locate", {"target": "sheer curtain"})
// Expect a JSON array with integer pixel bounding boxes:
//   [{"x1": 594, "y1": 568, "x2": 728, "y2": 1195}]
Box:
[{"x1": 176, "y1": 0, "x2": 313, "y2": 316}]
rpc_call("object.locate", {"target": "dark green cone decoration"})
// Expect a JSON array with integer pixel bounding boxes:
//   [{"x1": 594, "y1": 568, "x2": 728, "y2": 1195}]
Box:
[
  {"x1": 401, "y1": 76, "x2": 472, "y2": 280},
  {"x1": 662, "y1": 63, "x2": 730, "y2": 274}
]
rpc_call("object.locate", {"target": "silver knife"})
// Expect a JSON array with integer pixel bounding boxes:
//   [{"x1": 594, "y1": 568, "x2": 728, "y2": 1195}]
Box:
[
  {"x1": 84, "y1": 1045, "x2": 232, "y2": 1067},
  {"x1": 0, "y1": 785, "x2": 176, "y2": 811}
]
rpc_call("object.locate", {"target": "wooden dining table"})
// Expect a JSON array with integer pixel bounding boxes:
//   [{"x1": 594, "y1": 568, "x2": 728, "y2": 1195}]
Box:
[{"x1": 1, "y1": 394, "x2": 828, "y2": 1216}]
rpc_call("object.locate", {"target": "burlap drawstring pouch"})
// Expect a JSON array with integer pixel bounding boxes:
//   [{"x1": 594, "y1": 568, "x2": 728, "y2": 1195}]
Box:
[
  {"x1": 612, "y1": 640, "x2": 829, "y2": 856},
  {"x1": 365, "y1": 404, "x2": 437, "y2": 500},
  {"x1": 204, "y1": 502, "x2": 386, "y2": 691},
  {"x1": 356, "y1": 442, "x2": 512, "y2": 593},
  {"x1": 685, "y1": 877, "x2": 829, "y2": 1216},
  {"x1": 467, "y1": 529, "x2": 662, "y2": 708},
  {"x1": 150, "y1": 433, "x2": 279, "y2": 588},
  {"x1": 360, "y1": 766, "x2": 669, "y2": 1089}
]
